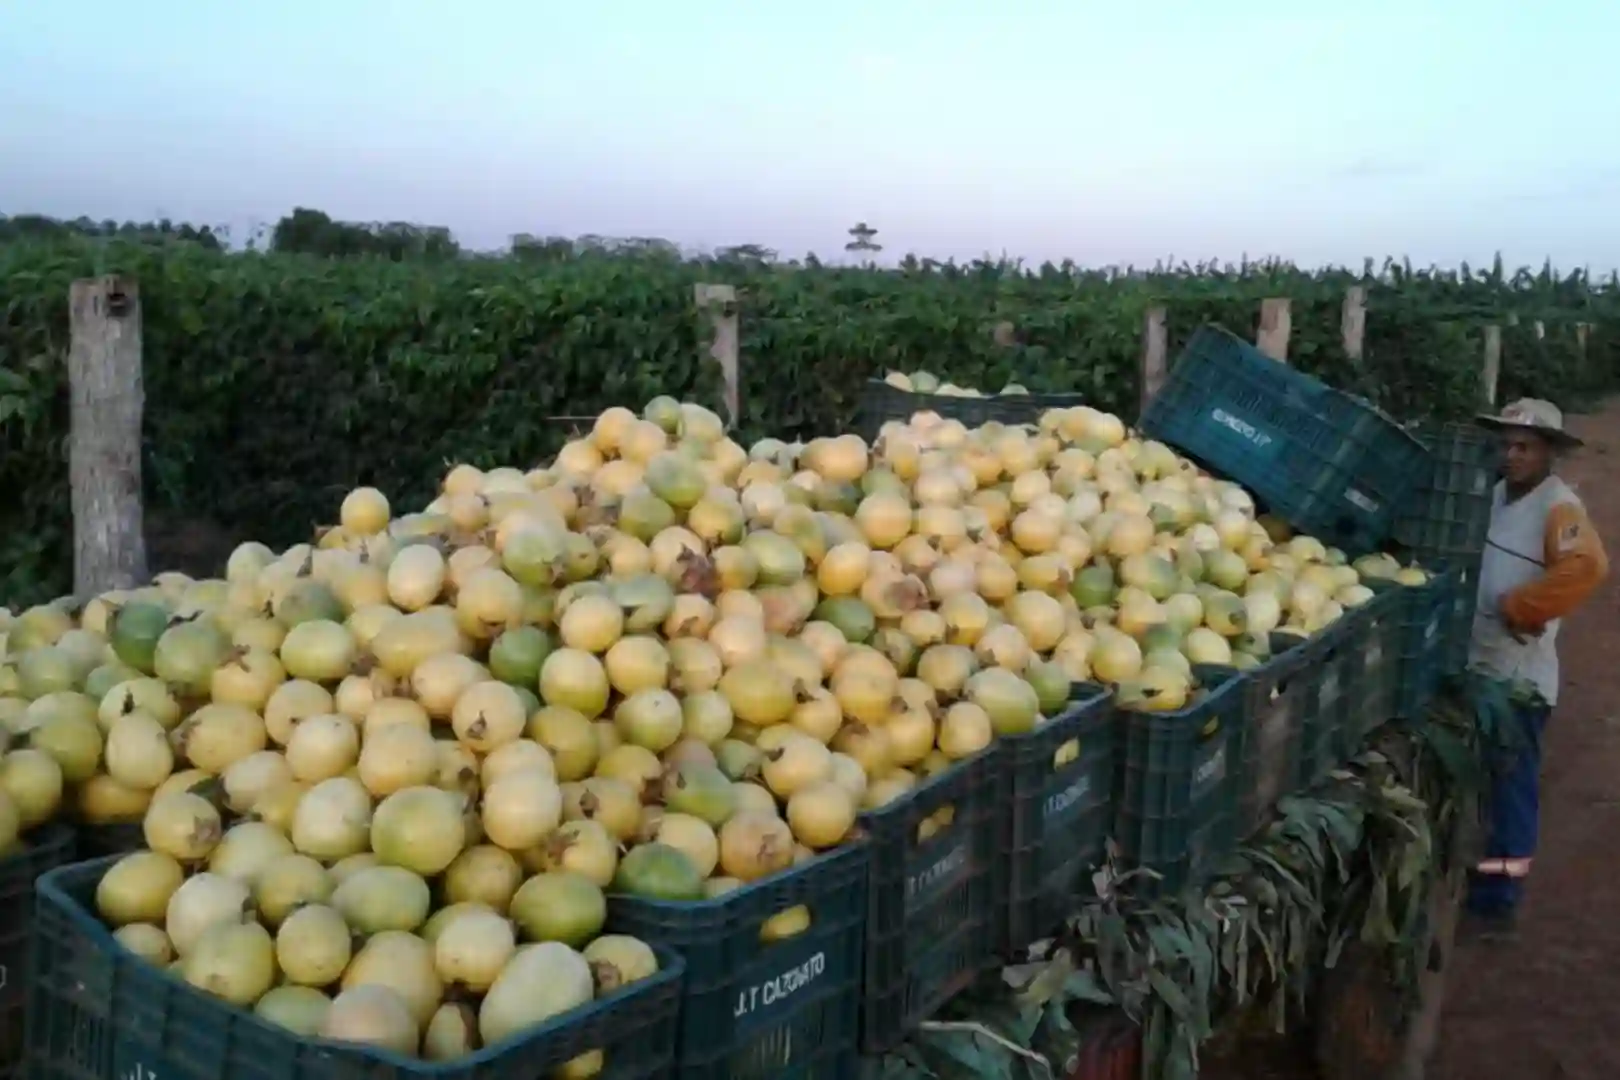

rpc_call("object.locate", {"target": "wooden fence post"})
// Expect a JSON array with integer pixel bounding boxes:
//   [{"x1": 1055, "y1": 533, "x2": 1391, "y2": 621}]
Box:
[
  {"x1": 1481, "y1": 325, "x2": 1502, "y2": 407},
  {"x1": 694, "y1": 284, "x2": 740, "y2": 428},
  {"x1": 1256, "y1": 297, "x2": 1291, "y2": 362},
  {"x1": 68, "y1": 276, "x2": 148, "y2": 595},
  {"x1": 1341, "y1": 286, "x2": 1367, "y2": 361},
  {"x1": 1138, "y1": 306, "x2": 1168, "y2": 417}
]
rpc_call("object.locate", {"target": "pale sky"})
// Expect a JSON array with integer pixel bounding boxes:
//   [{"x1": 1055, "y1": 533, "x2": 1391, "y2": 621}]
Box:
[{"x1": 2, "y1": 1, "x2": 1617, "y2": 269}]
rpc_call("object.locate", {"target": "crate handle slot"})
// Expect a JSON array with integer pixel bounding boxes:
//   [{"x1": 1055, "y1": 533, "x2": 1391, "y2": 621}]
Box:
[
  {"x1": 757, "y1": 901, "x2": 817, "y2": 950},
  {"x1": 916, "y1": 802, "x2": 959, "y2": 845}
]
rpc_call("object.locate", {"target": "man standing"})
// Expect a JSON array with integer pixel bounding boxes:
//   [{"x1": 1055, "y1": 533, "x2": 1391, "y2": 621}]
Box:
[{"x1": 1464, "y1": 398, "x2": 1608, "y2": 941}]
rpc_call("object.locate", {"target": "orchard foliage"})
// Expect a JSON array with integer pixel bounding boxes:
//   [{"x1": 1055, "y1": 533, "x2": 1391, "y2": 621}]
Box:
[{"x1": 1, "y1": 228, "x2": 1617, "y2": 607}]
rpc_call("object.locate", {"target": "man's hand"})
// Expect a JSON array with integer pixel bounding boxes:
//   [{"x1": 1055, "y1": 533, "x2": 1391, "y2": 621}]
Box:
[{"x1": 1501, "y1": 601, "x2": 1545, "y2": 644}]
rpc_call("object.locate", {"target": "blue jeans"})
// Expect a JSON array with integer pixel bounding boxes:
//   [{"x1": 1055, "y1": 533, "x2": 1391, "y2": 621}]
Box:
[{"x1": 1466, "y1": 701, "x2": 1551, "y2": 916}]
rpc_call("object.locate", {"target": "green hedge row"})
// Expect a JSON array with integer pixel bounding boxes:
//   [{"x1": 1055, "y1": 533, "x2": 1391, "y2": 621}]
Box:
[{"x1": 2, "y1": 239, "x2": 1617, "y2": 606}]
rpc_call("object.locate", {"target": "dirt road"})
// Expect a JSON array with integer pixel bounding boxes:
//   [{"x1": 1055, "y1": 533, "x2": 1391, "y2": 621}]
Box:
[{"x1": 1428, "y1": 400, "x2": 1620, "y2": 1080}]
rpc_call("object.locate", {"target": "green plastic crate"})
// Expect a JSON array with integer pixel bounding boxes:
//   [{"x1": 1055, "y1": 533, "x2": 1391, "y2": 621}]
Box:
[
  {"x1": 1112, "y1": 665, "x2": 1247, "y2": 898},
  {"x1": 1138, "y1": 326, "x2": 1429, "y2": 555},
  {"x1": 72, "y1": 823, "x2": 144, "y2": 860},
  {"x1": 607, "y1": 843, "x2": 867, "y2": 1080},
  {"x1": 1337, "y1": 587, "x2": 1404, "y2": 755},
  {"x1": 27, "y1": 855, "x2": 684, "y2": 1080},
  {"x1": 858, "y1": 746, "x2": 999, "y2": 1054},
  {"x1": 996, "y1": 683, "x2": 1114, "y2": 957},
  {"x1": 1236, "y1": 636, "x2": 1316, "y2": 837},
  {"x1": 1368, "y1": 570, "x2": 1460, "y2": 720},
  {"x1": 1300, "y1": 607, "x2": 1374, "y2": 783},
  {"x1": 1393, "y1": 423, "x2": 1497, "y2": 563},
  {"x1": 1402, "y1": 551, "x2": 1479, "y2": 678},
  {"x1": 1, "y1": 824, "x2": 74, "y2": 1080},
  {"x1": 1439, "y1": 561, "x2": 1479, "y2": 675}
]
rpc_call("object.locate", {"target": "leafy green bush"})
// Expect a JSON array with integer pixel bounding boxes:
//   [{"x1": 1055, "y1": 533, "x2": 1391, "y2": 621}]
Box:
[{"x1": 1, "y1": 240, "x2": 1614, "y2": 606}]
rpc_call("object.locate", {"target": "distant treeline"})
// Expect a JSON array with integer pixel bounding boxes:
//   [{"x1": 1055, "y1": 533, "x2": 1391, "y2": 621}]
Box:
[
  {"x1": 0, "y1": 213, "x2": 225, "y2": 249},
  {"x1": 0, "y1": 208, "x2": 797, "y2": 264},
  {"x1": 0, "y1": 208, "x2": 460, "y2": 261}
]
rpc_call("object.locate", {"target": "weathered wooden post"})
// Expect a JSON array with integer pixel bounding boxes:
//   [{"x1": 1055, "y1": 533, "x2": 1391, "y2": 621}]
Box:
[
  {"x1": 68, "y1": 276, "x2": 148, "y2": 595},
  {"x1": 694, "y1": 283, "x2": 740, "y2": 428},
  {"x1": 1342, "y1": 286, "x2": 1367, "y2": 361},
  {"x1": 1256, "y1": 297, "x2": 1292, "y2": 362},
  {"x1": 1481, "y1": 326, "x2": 1502, "y2": 407},
  {"x1": 1138, "y1": 306, "x2": 1168, "y2": 416}
]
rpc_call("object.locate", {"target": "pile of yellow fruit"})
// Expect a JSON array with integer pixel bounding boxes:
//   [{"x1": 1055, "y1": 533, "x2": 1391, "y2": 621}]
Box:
[
  {"x1": 882, "y1": 370, "x2": 1033, "y2": 398},
  {"x1": 0, "y1": 392, "x2": 1433, "y2": 1064}
]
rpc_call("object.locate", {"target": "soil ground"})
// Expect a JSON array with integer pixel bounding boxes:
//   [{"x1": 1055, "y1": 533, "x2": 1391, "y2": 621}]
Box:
[{"x1": 1201, "y1": 399, "x2": 1620, "y2": 1079}]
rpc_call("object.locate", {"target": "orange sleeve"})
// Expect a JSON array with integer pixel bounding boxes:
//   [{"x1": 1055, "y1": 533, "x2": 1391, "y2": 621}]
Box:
[{"x1": 1500, "y1": 501, "x2": 1609, "y2": 632}]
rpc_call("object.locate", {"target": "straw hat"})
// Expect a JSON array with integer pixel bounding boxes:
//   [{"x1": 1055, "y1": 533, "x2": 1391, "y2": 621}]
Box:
[{"x1": 1475, "y1": 398, "x2": 1583, "y2": 448}]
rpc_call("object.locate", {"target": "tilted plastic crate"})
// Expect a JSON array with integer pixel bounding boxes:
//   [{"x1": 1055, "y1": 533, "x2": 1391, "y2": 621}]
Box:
[
  {"x1": 1, "y1": 824, "x2": 74, "y2": 1080},
  {"x1": 858, "y1": 746, "x2": 999, "y2": 1054},
  {"x1": 1139, "y1": 326, "x2": 1430, "y2": 555},
  {"x1": 1237, "y1": 635, "x2": 1316, "y2": 837},
  {"x1": 608, "y1": 843, "x2": 867, "y2": 1080},
  {"x1": 997, "y1": 683, "x2": 1114, "y2": 957},
  {"x1": 1112, "y1": 665, "x2": 1247, "y2": 898},
  {"x1": 27, "y1": 855, "x2": 683, "y2": 1080}
]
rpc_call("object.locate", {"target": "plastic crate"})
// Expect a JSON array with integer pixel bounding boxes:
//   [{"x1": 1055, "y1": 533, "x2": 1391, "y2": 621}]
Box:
[
  {"x1": 607, "y1": 842, "x2": 867, "y2": 1080},
  {"x1": 859, "y1": 747, "x2": 999, "y2": 1054},
  {"x1": 857, "y1": 379, "x2": 1084, "y2": 440},
  {"x1": 1138, "y1": 326, "x2": 1429, "y2": 554},
  {"x1": 26, "y1": 854, "x2": 683, "y2": 1080},
  {"x1": 1300, "y1": 607, "x2": 1373, "y2": 784},
  {"x1": 72, "y1": 823, "x2": 144, "y2": 860},
  {"x1": 1401, "y1": 550, "x2": 1480, "y2": 679},
  {"x1": 1374, "y1": 569, "x2": 1461, "y2": 720},
  {"x1": 1393, "y1": 423, "x2": 1497, "y2": 563},
  {"x1": 1237, "y1": 635, "x2": 1317, "y2": 837},
  {"x1": 1438, "y1": 560, "x2": 1479, "y2": 676},
  {"x1": 1112, "y1": 665, "x2": 1247, "y2": 898},
  {"x1": 1, "y1": 824, "x2": 75, "y2": 1080},
  {"x1": 997, "y1": 683, "x2": 1114, "y2": 958},
  {"x1": 1337, "y1": 587, "x2": 1404, "y2": 755}
]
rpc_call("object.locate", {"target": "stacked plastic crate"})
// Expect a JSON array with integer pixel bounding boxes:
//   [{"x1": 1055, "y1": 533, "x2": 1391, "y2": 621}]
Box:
[
  {"x1": 1392, "y1": 422, "x2": 1498, "y2": 678},
  {"x1": 1132, "y1": 325, "x2": 1432, "y2": 871}
]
